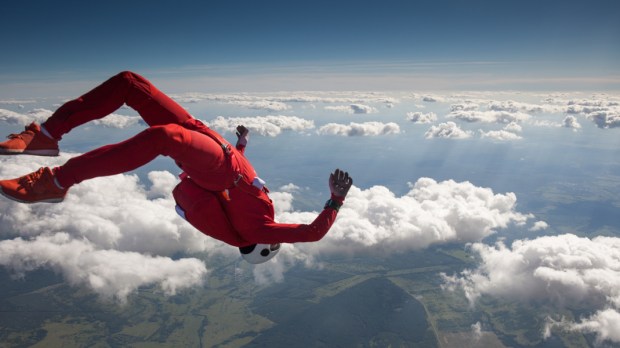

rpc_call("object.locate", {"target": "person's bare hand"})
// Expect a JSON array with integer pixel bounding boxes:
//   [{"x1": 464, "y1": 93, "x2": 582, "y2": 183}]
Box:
[{"x1": 329, "y1": 169, "x2": 353, "y2": 198}]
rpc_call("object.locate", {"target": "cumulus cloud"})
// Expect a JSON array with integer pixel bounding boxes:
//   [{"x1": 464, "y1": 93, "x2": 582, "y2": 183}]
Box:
[
  {"x1": 277, "y1": 178, "x2": 532, "y2": 255},
  {"x1": 488, "y1": 100, "x2": 560, "y2": 114},
  {"x1": 325, "y1": 104, "x2": 378, "y2": 114},
  {"x1": 471, "y1": 321, "x2": 482, "y2": 341},
  {"x1": 0, "y1": 151, "x2": 538, "y2": 301},
  {"x1": 207, "y1": 115, "x2": 315, "y2": 136},
  {"x1": 0, "y1": 156, "x2": 218, "y2": 302},
  {"x1": 93, "y1": 113, "x2": 143, "y2": 129},
  {"x1": 547, "y1": 309, "x2": 620, "y2": 344},
  {"x1": 448, "y1": 109, "x2": 530, "y2": 124},
  {"x1": 565, "y1": 99, "x2": 620, "y2": 128},
  {"x1": 529, "y1": 220, "x2": 549, "y2": 231},
  {"x1": 479, "y1": 129, "x2": 522, "y2": 141},
  {"x1": 318, "y1": 121, "x2": 400, "y2": 136},
  {"x1": 441, "y1": 234, "x2": 620, "y2": 343},
  {"x1": 562, "y1": 115, "x2": 581, "y2": 130},
  {"x1": 0, "y1": 108, "x2": 52, "y2": 125},
  {"x1": 406, "y1": 111, "x2": 437, "y2": 124},
  {"x1": 450, "y1": 102, "x2": 479, "y2": 112},
  {"x1": 422, "y1": 95, "x2": 443, "y2": 102},
  {"x1": 176, "y1": 94, "x2": 292, "y2": 111},
  {"x1": 586, "y1": 111, "x2": 620, "y2": 129},
  {"x1": 503, "y1": 121, "x2": 522, "y2": 133},
  {"x1": 425, "y1": 122, "x2": 472, "y2": 139},
  {"x1": 0, "y1": 233, "x2": 207, "y2": 303}
]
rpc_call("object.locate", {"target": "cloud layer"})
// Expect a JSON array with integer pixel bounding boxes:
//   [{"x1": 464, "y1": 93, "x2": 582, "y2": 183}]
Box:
[
  {"x1": 277, "y1": 178, "x2": 532, "y2": 254},
  {"x1": 318, "y1": 121, "x2": 400, "y2": 136},
  {"x1": 442, "y1": 234, "x2": 620, "y2": 343},
  {"x1": 0, "y1": 154, "x2": 536, "y2": 300},
  {"x1": 425, "y1": 122, "x2": 471, "y2": 139},
  {"x1": 207, "y1": 115, "x2": 315, "y2": 136},
  {"x1": 0, "y1": 156, "x2": 218, "y2": 302}
]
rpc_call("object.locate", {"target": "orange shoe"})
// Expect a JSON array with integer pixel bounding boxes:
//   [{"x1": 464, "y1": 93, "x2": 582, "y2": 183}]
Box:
[
  {"x1": 0, "y1": 167, "x2": 68, "y2": 203},
  {"x1": 0, "y1": 122, "x2": 59, "y2": 156}
]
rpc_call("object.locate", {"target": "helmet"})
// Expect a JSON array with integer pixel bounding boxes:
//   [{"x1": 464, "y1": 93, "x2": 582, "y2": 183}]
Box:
[{"x1": 239, "y1": 243, "x2": 281, "y2": 264}]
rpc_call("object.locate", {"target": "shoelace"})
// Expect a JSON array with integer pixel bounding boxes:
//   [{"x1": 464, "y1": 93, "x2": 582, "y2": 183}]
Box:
[{"x1": 17, "y1": 168, "x2": 47, "y2": 190}]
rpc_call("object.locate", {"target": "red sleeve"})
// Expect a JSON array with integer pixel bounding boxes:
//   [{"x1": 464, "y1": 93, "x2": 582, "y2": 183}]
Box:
[{"x1": 240, "y1": 205, "x2": 341, "y2": 244}]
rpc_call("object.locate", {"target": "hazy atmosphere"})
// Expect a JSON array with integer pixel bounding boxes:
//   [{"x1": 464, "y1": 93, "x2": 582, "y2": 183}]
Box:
[{"x1": 0, "y1": 1, "x2": 619, "y2": 347}]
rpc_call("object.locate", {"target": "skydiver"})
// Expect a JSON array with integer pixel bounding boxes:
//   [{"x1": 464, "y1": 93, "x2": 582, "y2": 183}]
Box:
[{"x1": 0, "y1": 71, "x2": 353, "y2": 264}]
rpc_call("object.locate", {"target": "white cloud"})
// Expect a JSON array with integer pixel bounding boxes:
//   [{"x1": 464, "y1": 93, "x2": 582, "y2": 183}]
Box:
[
  {"x1": 448, "y1": 109, "x2": 530, "y2": 124},
  {"x1": 422, "y1": 95, "x2": 443, "y2": 102},
  {"x1": 547, "y1": 309, "x2": 620, "y2": 344},
  {"x1": 564, "y1": 98, "x2": 620, "y2": 128},
  {"x1": 450, "y1": 102, "x2": 479, "y2": 112},
  {"x1": 488, "y1": 100, "x2": 560, "y2": 114},
  {"x1": 425, "y1": 122, "x2": 472, "y2": 139},
  {"x1": 318, "y1": 121, "x2": 400, "y2": 136},
  {"x1": 0, "y1": 156, "x2": 220, "y2": 301},
  {"x1": 0, "y1": 99, "x2": 37, "y2": 105},
  {"x1": 471, "y1": 321, "x2": 482, "y2": 341},
  {"x1": 277, "y1": 178, "x2": 532, "y2": 255},
  {"x1": 0, "y1": 233, "x2": 207, "y2": 303},
  {"x1": 93, "y1": 113, "x2": 143, "y2": 129},
  {"x1": 0, "y1": 108, "x2": 52, "y2": 125},
  {"x1": 562, "y1": 115, "x2": 581, "y2": 130},
  {"x1": 279, "y1": 183, "x2": 301, "y2": 192},
  {"x1": 529, "y1": 220, "x2": 549, "y2": 231},
  {"x1": 503, "y1": 121, "x2": 522, "y2": 133},
  {"x1": 406, "y1": 111, "x2": 437, "y2": 124},
  {"x1": 442, "y1": 234, "x2": 620, "y2": 343},
  {"x1": 232, "y1": 100, "x2": 291, "y2": 112},
  {"x1": 586, "y1": 111, "x2": 620, "y2": 129},
  {"x1": 171, "y1": 91, "x2": 398, "y2": 108},
  {"x1": 479, "y1": 129, "x2": 522, "y2": 141},
  {"x1": 0, "y1": 154, "x2": 536, "y2": 299},
  {"x1": 207, "y1": 115, "x2": 315, "y2": 136},
  {"x1": 325, "y1": 104, "x2": 378, "y2": 114}
]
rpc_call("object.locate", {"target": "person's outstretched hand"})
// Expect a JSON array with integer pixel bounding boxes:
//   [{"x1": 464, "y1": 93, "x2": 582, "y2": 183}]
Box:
[
  {"x1": 329, "y1": 169, "x2": 353, "y2": 198},
  {"x1": 236, "y1": 125, "x2": 249, "y2": 147}
]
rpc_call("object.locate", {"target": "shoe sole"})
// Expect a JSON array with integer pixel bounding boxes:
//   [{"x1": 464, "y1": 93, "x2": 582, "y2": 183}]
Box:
[
  {"x1": 0, "y1": 188, "x2": 64, "y2": 204},
  {"x1": 0, "y1": 149, "x2": 60, "y2": 156}
]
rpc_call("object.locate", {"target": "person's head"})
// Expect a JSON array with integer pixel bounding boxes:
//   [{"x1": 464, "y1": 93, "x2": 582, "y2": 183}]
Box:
[{"x1": 239, "y1": 243, "x2": 281, "y2": 264}]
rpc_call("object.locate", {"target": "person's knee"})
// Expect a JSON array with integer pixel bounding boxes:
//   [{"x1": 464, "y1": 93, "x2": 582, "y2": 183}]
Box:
[
  {"x1": 146, "y1": 124, "x2": 188, "y2": 153},
  {"x1": 117, "y1": 70, "x2": 139, "y2": 80}
]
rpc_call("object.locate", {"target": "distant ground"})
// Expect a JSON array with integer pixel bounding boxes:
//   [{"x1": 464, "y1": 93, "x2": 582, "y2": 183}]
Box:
[{"x1": 0, "y1": 248, "x2": 595, "y2": 347}]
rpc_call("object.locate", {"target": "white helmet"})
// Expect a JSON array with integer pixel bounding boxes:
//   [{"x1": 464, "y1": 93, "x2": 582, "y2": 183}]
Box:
[{"x1": 239, "y1": 243, "x2": 281, "y2": 264}]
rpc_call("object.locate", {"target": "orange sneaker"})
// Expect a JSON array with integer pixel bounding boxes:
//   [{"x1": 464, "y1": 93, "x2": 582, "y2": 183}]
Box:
[
  {"x1": 0, "y1": 122, "x2": 59, "y2": 156},
  {"x1": 0, "y1": 167, "x2": 68, "y2": 203}
]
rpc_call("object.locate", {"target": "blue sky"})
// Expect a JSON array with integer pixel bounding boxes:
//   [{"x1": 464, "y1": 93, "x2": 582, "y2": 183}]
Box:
[
  {"x1": 1, "y1": 1, "x2": 620, "y2": 344},
  {"x1": 1, "y1": 0, "x2": 618, "y2": 92}
]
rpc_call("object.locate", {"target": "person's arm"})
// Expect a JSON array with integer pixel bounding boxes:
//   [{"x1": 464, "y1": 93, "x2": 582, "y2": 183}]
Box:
[
  {"x1": 235, "y1": 125, "x2": 249, "y2": 154},
  {"x1": 240, "y1": 169, "x2": 353, "y2": 244}
]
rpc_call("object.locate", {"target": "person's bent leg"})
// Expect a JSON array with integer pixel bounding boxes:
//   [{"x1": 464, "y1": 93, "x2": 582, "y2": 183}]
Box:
[
  {"x1": 54, "y1": 125, "x2": 231, "y2": 191},
  {"x1": 0, "y1": 124, "x2": 233, "y2": 203},
  {"x1": 42, "y1": 71, "x2": 194, "y2": 140}
]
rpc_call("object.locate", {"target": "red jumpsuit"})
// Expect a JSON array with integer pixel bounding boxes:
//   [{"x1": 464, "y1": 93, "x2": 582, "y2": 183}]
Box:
[{"x1": 45, "y1": 71, "x2": 342, "y2": 247}]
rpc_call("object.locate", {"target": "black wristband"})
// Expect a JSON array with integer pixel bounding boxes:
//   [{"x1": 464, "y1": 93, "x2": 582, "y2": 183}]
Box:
[{"x1": 324, "y1": 198, "x2": 343, "y2": 212}]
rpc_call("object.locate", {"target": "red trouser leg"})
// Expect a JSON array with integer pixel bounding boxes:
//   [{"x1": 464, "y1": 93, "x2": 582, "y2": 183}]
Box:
[
  {"x1": 54, "y1": 124, "x2": 235, "y2": 191},
  {"x1": 42, "y1": 71, "x2": 192, "y2": 139}
]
